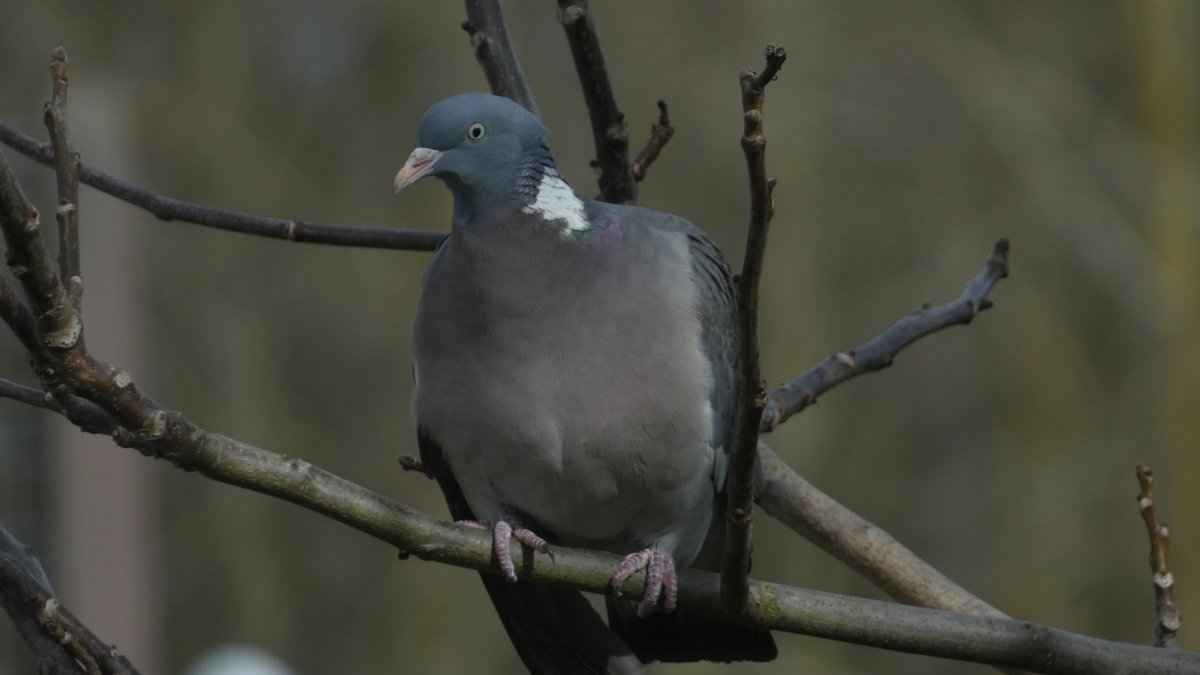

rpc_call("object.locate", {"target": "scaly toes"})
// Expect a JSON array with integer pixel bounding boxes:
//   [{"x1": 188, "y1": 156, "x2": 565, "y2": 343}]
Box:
[
  {"x1": 610, "y1": 548, "x2": 677, "y2": 615},
  {"x1": 458, "y1": 520, "x2": 553, "y2": 582}
]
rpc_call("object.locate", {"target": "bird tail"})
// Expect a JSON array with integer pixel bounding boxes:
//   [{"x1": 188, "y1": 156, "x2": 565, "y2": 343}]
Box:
[
  {"x1": 480, "y1": 572, "x2": 644, "y2": 675},
  {"x1": 604, "y1": 597, "x2": 777, "y2": 664}
]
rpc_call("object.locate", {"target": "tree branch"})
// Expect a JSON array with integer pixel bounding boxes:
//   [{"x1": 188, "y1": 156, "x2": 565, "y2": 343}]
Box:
[
  {"x1": 43, "y1": 47, "x2": 82, "y2": 303},
  {"x1": 556, "y1": 0, "x2": 636, "y2": 204},
  {"x1": 461, "y1": 0, "x2": 540, "y2": 117},
  {"x1": 630, "y1": 100, "x2": 674, "y2": 183},
  {"x1": 0, "y1": 526, "x2": 140, "y2": 674},
  {"x1": 761, "y1": 237, "x2": 1011, "y2": 432},
  {"x1": 0, "y1": 122, "x2": 445, "y2": 252},
  {"x1": 757, "y1": 442, "x2": 1005, "y2": 615},
  {"x1": 1135, "y1": 465, "x2": 1181, "y2": 648},
  {"x1": 722, "y1": 43, "x2": 787, "y2": 616}
]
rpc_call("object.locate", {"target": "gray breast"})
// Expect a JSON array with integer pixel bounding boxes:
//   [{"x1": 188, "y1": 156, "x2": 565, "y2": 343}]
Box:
[{"x1": 411, "y1": 209, "x2": 718, "y2": 561}]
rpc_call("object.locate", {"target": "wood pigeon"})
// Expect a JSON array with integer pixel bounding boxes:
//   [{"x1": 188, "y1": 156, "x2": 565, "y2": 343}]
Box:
[{"x1": 396, "y1": 93, "x2": 776, "y2": 673}]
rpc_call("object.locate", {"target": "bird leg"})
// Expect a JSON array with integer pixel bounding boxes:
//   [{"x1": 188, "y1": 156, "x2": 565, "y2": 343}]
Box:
[
  {"x1": 610, "y1": 548, "x2": 678, "y2": 616},
  {"x1": 457, "y1": 519, "x2": 553, "y2": 582}
]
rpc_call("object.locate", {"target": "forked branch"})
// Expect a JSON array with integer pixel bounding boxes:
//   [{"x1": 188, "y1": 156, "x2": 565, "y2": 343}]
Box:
[{"x1": 761, "y1": 238, "x2": 1010, "y2": 432}]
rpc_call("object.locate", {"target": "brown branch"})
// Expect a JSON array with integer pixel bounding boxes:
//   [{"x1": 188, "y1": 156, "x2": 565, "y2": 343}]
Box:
[
  {"x1": 43, "y1": 47, "x2": 82, "y2": 304},
  {"x1": 0, "y1": 122, "x2": 445, "y2": 252},
  {"x1": 0, "y1": 526, "x2": 140, "y2": 674},
  {"x1": 461, "y1": 0, "x2": 540, "y2": 117},
  {"x1": 761, "y1": 237, "x2": 1010, "y2": 432},
  {"x1": 757, "y1": 442, "x2": 1007, "y2": 614},
  {"x1": 1136, "y1": 465, "x2": 1181, "y2": 648},
  {"x1": 556, "y1": 0, "x2": 636, "y2": 204},
  {"x1": 630, "y1": 100, "x2": 675, "y2": 183},
  {"x1": 722, "y1": 43, "x2": 787, "y2": 617}
]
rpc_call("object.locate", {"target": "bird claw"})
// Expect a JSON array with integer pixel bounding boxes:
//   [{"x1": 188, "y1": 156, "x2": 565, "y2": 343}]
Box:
[
  {"x1": 457, "y1": 519, "x2": 553, "y2": 582},
  {"x1": 610, "y1": 548, "x2": 677, "y2": 616}
]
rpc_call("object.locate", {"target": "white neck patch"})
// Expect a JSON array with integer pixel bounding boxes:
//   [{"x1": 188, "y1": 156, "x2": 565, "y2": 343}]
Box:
[{"x1": 521, "y1": 171, "x2": 590, "y2": 234}]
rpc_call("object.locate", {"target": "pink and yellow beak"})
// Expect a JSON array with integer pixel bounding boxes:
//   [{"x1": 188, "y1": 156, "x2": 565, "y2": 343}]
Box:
[{"x1": 394, "y1": 147, "x2": 443, "y2": 192}]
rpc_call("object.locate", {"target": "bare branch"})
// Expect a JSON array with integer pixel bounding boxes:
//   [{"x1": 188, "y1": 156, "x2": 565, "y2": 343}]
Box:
[
  {"x1": 0, "y1": 122, "x2": 445, "y2": 252},
  {"x1": 630, "y1": 100, "x2": 675, "y2": 183},
  {"x1": 43, "y1": 47, "x2": 82, "y2": 302},
  {"x1": 761, "y1": 237, "x2": 1010, "y2": 432},
  {"x1": 461, "y1": 0, "x2": 540, "y2": 117},
  {"x1": 1136, "y1": 465, "x2": 1181, "y2": 648},
  {"x1": 757, "y1": 443, "x2": 1005, "y2": 614},
  {"x1": 0, "y1": 526, "x2": 141, "y2": 674},
  {"x1": 722, "y1": 43, "x2": 787, "y2": 617},
  {"x1": 556, "y1": 0, "x2": 636, "y2": 204}
]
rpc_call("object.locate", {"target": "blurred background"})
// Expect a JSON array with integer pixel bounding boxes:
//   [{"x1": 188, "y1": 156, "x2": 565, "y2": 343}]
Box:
[{"x1": 1, "y1": 1, "x2": 1197, "y2": 673}]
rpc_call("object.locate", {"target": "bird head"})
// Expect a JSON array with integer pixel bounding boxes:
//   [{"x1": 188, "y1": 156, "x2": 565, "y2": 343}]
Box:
[{"x1": 395, "y1": 93, "x2": 551, "y2": 220}]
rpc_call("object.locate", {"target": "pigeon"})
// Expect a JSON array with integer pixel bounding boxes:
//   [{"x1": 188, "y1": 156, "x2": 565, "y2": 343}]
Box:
[{"x1": 396, "y1": 93, "x2": 776, "y2": 674}]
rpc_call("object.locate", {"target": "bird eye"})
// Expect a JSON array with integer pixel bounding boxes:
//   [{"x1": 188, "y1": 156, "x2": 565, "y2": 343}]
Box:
[{"x1": 467, "y1": 122, "x2": 486, "y2": 141}]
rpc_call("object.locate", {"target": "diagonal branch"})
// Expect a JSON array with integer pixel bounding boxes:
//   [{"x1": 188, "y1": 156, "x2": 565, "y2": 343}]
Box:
[
  {"x1": 761, "y1": 238, "x2": 1011, "y2": 432},
  {"x1": 757, "y1": 443, "x2": 1006, "y2": 615},
  {"x1": 1135, "y1": 465, "x2": 1181, "y2": 648},
  {"x1": 556, "y1": 0, "x2": 637, "y2": 204},
  {"x1": 0, "y1": 122, "x2": 445, "y2": 252},
  {"x1": 43, "y1": 47, "x2": 82, "y2": 301},
  {"x1": 461, "y1": 0, "x2": 540, "y2": 117},
  {"x1": 722, "y1": 43, "x2": 787, "y2": 617},
  {"x1": 0, "y1": 526, "x2": 141, "y2": 674}
]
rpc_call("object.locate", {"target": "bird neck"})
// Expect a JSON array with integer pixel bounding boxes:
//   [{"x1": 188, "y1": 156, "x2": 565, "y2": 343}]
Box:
[{"x1": 451, "y1": 143, "x2": 591, "y2": 235}]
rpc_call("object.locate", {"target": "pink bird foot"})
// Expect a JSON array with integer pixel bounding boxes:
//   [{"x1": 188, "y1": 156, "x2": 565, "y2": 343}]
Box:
[
  {"x1": 458, "y1": 519, "x2": 553, "y2": 582},
  {"x1": 610, "y1": 548, "x2": 678, "y2": 616}
]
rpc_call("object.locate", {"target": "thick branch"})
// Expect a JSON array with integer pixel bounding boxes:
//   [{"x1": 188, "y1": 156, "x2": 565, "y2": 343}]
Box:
[
  {"x1": 0, "y1": 123, "x2": 444, "y2": 252},
  {"x1": 757, "y1": 443, "x2": 1005, "y2": 615},
  {"x1": 556, "y1": 0, "x2": 636, "y2": 204},
  {"x1": 0, "y1": 526, "x2": 140, "y2": 674},
  {"x1": 630, "y1": 100, "x2": 674, "y2": 183},
  {"x1": 1135, "y1": 465, "x2": 1181, "y2": 648},
  {"x1": 43, "y1": 47, "x2": 81, "y2": 298},
  {"x1": 461, "y1": 0, "x2": 540, "y2": 117},
  {"x1": 761, "y1": 237, "x2": 1010, "y2": 432},
  {"x1": 722, "y1": 43, "x2": 786, "y2": 616}
]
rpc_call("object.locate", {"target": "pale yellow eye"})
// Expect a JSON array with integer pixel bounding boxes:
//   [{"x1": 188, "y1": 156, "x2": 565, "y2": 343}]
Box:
[{"x1": 467, "y1": 122, "x2": 486, "y2": 141}]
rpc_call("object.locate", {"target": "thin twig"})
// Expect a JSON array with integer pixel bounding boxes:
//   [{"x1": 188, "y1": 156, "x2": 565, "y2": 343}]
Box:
[
  {"x1": 722, "y1": 43, "x2": 787, "y2": 617},
  {"x1": 461, "y1": 0, "x2": 540, "y2": 117},
  {"x1": 0, "y1": 526, "x2": 141, "y2": 674},
  {"x1": 0, "y1": 122, "x2": 445, "y2": 252},
  {"x1": 1136, "y1": 465, "x2": 1181, "y2": 648},
  {"x1": 630, "y1": 100, "x2": 675, "y2": 182},
  {"x1": 43, "y1": 47, "x2": 81, "y2": 304},
  {"x1": 556, "y1": 0, "x2": 636, "y2": 204},
  {"x1": 761, "y1": 238, "x2": 1010, "y2": 432}
]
